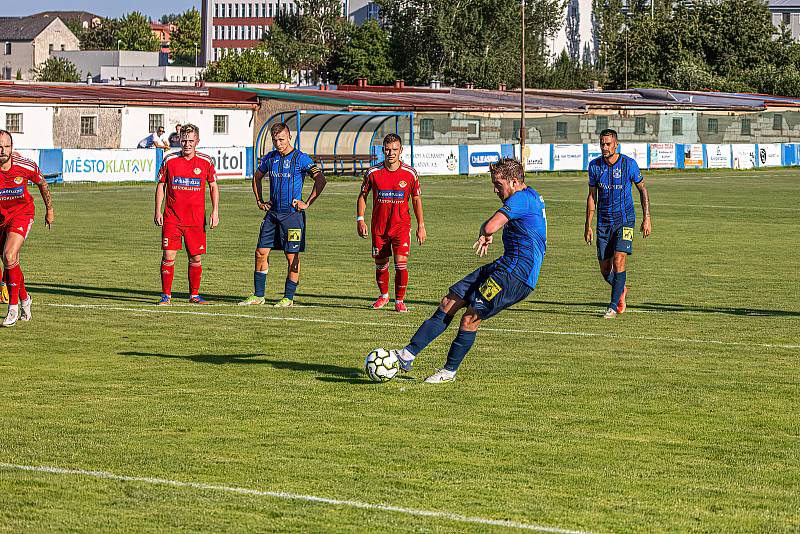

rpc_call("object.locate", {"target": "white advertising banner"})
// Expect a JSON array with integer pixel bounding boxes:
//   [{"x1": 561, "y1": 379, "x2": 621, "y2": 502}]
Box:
[
  {"x1": 552, "y1": 144, "x2": 584, "y2": 170},
  {"x1": 586, "y1": 143, "x2": 602, "y2": 164},
  {"x1": 758, "y1": 144, "x2": 782, "y2": 167},
  {"x1": 731, "y1": 144, "x2": 756, "y2": 169},
  {"x1": 400, "y1": 145, "x2": 459, "y2": 175},
  {"x1": 467, "y1": 144, "x2": 502, "y2": 174},
  {"x1": 620, "y1": 143, "x2": 648, "y2": 169},
  {"x1": 682, "y1": 144, "x2": 704, "y2": 167},
  {"x1": 706, "y1": 144, "x2": 731, "y2": 169},
  {"x1": 514, "y1": 144, "x2": 551, "y2": 171},
  {"x1": 649, "y1": 143, "x2": 676, "y2": 169},
  {"x1": 169, "y1": 147, "x2": 248, "y2": 179},
  {"x1": 62, "y1": 149, "x2": 157, "y2": 182}
]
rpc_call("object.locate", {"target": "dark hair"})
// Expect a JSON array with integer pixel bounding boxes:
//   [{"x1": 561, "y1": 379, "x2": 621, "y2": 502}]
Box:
[
  {"x1": 0, "y1": 129, "x2": 12, "y2": 144},
  {"x1": 489, "y1": 157, "x2": 524, "y2": 183},
  {"x1": 270, "y1": 122, "x2": 290, "y2": 137},
  {"x1": 599, "y1": 128, "x2": 617, "y2": 140},
  {"x1": 383, "y1": 133, "x2": 402, "y2": 146}
]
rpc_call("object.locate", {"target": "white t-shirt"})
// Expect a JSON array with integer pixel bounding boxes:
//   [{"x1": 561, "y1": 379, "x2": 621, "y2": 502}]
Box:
[{"x1": 139, "y1": 131, "x2": 170, "y2": 148}]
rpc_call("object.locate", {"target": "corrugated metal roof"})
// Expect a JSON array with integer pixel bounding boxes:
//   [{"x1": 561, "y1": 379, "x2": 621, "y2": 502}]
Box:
[{"x1": 0, "y1": 83, "x2": 257, "y2": 108}]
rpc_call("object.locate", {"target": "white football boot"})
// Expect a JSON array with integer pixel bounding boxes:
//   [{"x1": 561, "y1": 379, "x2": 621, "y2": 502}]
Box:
[
  {"x1": 19, "y1": 296, "x2": 32, "y2": 321},
  {"x1": 424, "y1": 368, "x2": 456, "y2": 384},
  {"x1": 2, "y1": 305, "x2": 19, "y2": 327}
]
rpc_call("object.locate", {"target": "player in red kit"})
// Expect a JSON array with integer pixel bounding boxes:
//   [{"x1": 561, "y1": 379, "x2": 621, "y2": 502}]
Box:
[
  {"x1": 0, "y1": 130, "x2": 54, "y2": 327},
  {"x1": 154, "y1": 123, "x2": 219, "y2": 305},
  {"x1": 357, "y1": 134, "x2": 426, "y2": 312}
]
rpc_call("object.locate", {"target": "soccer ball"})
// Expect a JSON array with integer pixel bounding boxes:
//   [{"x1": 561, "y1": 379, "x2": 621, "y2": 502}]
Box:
[{"x1": 364, "y1": 348, "x2": 399, "y2": 382}]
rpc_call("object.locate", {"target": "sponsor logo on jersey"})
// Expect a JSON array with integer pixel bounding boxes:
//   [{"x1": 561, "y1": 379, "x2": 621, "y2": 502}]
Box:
[
  {"x1": 398, "y1": 180, "x2": 407, "y2": 188},
  {"x1": 194, "y1": 167, "x2": 202, "y2": 175},
  {"x1": 478, "y1": 277, "x2": 502, "y2": 301},
  {"x1": 612, "y1": 167, "x2": 622, "y2": 179},
  {"x1": 287, "y1": 228, "x2": 302, "y2": 242},
  {"x1": 0, "y1": 186, "x2": 24, "y2": 200},
  {"x1": 377, "y1": 189, "x2": 405, "y2": 201},
  {"x1": 172, "y1": 176, "x2": 202, "y2": 188},
  {"x1": 622, "y1": 227, "x2": 634, "y2": 241},
  {"x1": 14, "y1": 176, "x2": 24, "y2": 185}
]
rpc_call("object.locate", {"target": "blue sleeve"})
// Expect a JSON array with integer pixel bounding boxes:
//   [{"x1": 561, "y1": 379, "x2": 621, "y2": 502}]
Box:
[
  {"x1": 629, "y1": 158, "x2": 643, "y2": 184},
  {"x1": 588, "y1": 164, "x2": 597, "y2": 187},
  {"x1": 498, "y1": 191, "x2": 527, "y2": 221},
  {"x1": 257, "y1": 155, "x2": 269, "y2": 174},
  {"x1": 298, "y1": 153, "x2": 314, "y2": 173}
]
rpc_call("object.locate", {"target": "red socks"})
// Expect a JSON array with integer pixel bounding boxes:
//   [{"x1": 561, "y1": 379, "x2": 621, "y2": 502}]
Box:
[
  {"x1": 5, "y1": 263, "x2": 22, "y2": 305},
  {"x1": 376, "y1": 263, "x2": 389, "y2": 295},
  {"x1": 188, "y1": 261, "x2": 202, "y2": 296},
  {"x1": 161, "y1": 260, "x2": 175, "y2": 295},
  {"x1": 394, "y1": 262, "x2": 408, "y2": 301}
]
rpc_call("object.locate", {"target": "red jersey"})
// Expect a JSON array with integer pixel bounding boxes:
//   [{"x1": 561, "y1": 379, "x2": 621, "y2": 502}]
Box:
[
  {"x1": 0, "y1": 154, "x2": 43, "y2": 224},
  {"x1": 158, "y1": 152, "x2": 217, "y2": 227},
  {"x1": 361, "y1": 163, "x2": 420, "y2": 235}
]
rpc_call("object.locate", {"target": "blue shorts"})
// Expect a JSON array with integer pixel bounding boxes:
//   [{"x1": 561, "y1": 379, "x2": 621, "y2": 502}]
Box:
[
  {"x1": 257, "y1": 210, "x2": 306, "y2": 253},
  {"x1": 449, "y1": 263, "x2": 533, "y2": 320},
  {"x1": 596, "y1": 223, "x2": 634, "y2": 261}
]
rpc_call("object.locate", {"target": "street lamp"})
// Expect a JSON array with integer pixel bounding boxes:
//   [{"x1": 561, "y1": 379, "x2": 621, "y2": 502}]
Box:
[
  {"x1": 520, "y1": 0, "x2": 526, "y2": 162},
  {"x1": 194, "y1": 42, "x2": 198, "y2": 68},
  {"x1": 116, "y1": 39, "x2": 122, "y2": 80}
]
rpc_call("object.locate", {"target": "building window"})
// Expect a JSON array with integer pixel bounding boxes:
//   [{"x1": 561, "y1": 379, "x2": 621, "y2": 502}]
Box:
[
  {"x1": 80, "y1": 116, "x2": 96, "y2": 136},
  {"x1": 420, "y1": 118, "x2": 434, "y2": 139},
  {"x1": 556, "y1": 121, "x2": 568, "y2": 139},
  {"x1": 634, "y1": 116, "x2": 646, "y2": 135},
  {"x1": 465, "y1": 119, "x2": 480, "y2": 139},
  {"x1": 773, "y1": 114, "x2": 783, "y2": 130},
  {"x1": 741, "y1": 117, "x2": 751, "y2": 135},
  {"x1": 512, "y1": 119, "x2": 521, "y2": 140},
  {"x1": 595, "y1": 116, "x2": 608, "y2": 134},
  {"x1": 214, "y1": 114, "x2": 229, "y2": 134},
  {"x1": 672, "y1": 117, "x2": 682, "y2": 136},
  {"x1": 707, "y1": 118, "x2": 718, "y2": 134},
  {"x1": 4, "y1": 42, "x2": 11, "y2": 55},
  {"x1": 214, "y1": 3, "x2": 219, "y2": 17},
  {"x1": 368, "y1": 2, "x2": 380, "y2": 19},
  {"x1": 1, "y1": 67, "x2": 10, "y2": 80},
  {"x1": 5, "y1": 113, "x2": 22, "y2": 133},
  {"x1": 149, "y1": 113, "x2": 164, "y2": 132},
  {"x1": 783, "y1": 13, "x2": 791, "y2": 25},
  {"x1": 49, "y1": 44, "x2": 54, "y2": 54}
]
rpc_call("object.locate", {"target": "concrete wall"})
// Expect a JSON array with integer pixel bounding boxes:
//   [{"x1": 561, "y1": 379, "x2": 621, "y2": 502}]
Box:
[
  {"x1": 0, "y1": 104, "x2": 55, "y2": 148},
  {"x1": 99, "y1": 65, "x2": 202, "y2": 82},
  {"x1": 0, "y1": 40, "x2": 34, "y2": 80},
  {"x1": 120, "y1": 106, "x2": 253, "y2": 148},
  {"x1": 53, "y1": 106, "x2": 123, "y2": 149}
]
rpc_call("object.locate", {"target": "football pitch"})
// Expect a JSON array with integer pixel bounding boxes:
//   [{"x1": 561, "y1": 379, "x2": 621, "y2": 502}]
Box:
[{"x1": 1, "y1": 168, "x2": 798, "y2": 532}]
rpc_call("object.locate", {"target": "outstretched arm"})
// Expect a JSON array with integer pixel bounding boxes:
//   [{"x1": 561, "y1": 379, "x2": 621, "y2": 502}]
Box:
[
  {"x1": 412, "y1": 195, "x2": 426, "y2": 245},
  {"x1": 37, "y1": 180, "x2": 54, "y2": 229},
  {"x1": 584, "y1": 186, "x2": 597, "y2": 244},
  {"x1": 636, "y1": 180, "x2": 651, "y2": 237},
  {"x1": 473, "y1": 211, "x2": 509, "y2": 257}
]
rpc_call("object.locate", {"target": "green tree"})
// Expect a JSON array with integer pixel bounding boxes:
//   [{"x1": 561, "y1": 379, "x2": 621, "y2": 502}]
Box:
[
  {"x1": 332, "y1": 20, "x2": 394, "y2": 84},
  {"x1": 116, "y1": 12, "x2": 160, "y2": 51},
  {"x1": 202, "y1": 46, "x2": 287, "y2": 83},
  {"x1": 263, "y1": 0, "x2": 352, "y2": 83},
  {"x1": 160, "y1": 13, "x2": 180, "y2": 24},
  {"x1": 34, "y1": 57, "x2": 81, "y2": 82},
  {"x1": 77, "y1": 18, "x2": 120, "y2": 50},
  {"x1": 170, "y1": 8, "x2": 201, "y2": 65}
]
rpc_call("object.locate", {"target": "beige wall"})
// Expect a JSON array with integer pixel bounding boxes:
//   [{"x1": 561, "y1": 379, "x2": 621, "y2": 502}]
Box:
[
  {"x1": 1, "y1": 41, "x2": 34, "y2": 80},
  {"x1": 33, "y1": 19, "x2": 80, "y2": 75},
  {"x1": 53, "y1": 106, "x2": 123, "y2": 149}
]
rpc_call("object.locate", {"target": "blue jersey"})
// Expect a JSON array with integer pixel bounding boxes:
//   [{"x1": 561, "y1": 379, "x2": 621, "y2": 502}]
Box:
[
  {"x1": 495, "y1": 187, "x2": 547, "y2": 289},
  {"x1": 257, "y1": 149, "x2": 319, "y2": 213},
  {"x1": 588, "y1": 154, "x2": 643, "y2": 227}
]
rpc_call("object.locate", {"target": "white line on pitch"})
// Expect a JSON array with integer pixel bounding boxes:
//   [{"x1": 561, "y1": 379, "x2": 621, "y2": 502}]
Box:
[
  {"x1": 43, "y1": 303, "x2": 800, "y2": 350},
  {"x1": 0, "y1": 463, "x2": 589, "y2": 534}
]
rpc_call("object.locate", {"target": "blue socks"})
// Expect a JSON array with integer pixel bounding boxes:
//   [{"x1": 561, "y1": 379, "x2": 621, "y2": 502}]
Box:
[
  {"x1": 254, "y1": 271, "x2": 268, "y2": 297},
  {"x1": 610, "y1": 270, "x2": 626, "y2": 311},
  {"x1": 604, "y1": 270, "x2": 615, "y2": 285},
  {"x1": 444, "y1": 330, "x2": 477, "y2": 372},
  {"x1": 406, "y1": 309, "x2": 453, "y2": 356},
  {"x1": 284, "y1": 279, "x2": 298, "y2": 300}
]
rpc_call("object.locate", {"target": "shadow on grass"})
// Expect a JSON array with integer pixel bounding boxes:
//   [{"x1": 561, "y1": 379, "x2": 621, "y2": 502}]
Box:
[
  {"x1": 119, "y1": 351, "x2": 368, "y2": 380},
  {"x1": 28, "y1": 282, "x2": 242, "y2": 304},
  {"x1": 525, "y1": 299, "x2": 800, "y2": 317}
]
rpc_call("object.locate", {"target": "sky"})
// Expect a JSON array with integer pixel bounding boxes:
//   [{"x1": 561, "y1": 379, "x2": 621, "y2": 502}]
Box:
[{"x1": 3, "y1": 0, "x2": 200, "y2": 22}]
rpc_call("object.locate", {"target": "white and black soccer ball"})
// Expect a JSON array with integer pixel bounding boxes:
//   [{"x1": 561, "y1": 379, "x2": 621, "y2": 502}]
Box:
[{"x1": 364, "y1": 348, "x2": 399, "y2": 382}]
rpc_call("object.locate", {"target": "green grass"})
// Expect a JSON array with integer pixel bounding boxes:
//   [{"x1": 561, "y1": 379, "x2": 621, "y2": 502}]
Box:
[{"x1": 0, "y1": 168, "x2": 798, "y2": 532}]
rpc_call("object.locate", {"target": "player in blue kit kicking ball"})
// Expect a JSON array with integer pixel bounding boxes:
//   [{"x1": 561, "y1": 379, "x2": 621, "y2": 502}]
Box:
[
  {"x1": 584, "y1": 129, "x2": 652, "y2": 319},
  {"x1": 389, "y1": 158, "x2": 547, "y2": 383}
]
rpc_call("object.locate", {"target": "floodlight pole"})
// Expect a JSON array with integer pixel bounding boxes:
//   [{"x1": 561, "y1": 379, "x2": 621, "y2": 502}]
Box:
[
  {"x1": 194, "y1": 42, "x2": 198, "y2": 68},
  {"x1": 520, "y1": 0, "x2": 526, "y2": 162}
]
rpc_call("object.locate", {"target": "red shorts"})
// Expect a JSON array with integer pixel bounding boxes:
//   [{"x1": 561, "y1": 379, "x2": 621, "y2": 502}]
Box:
[
  {"x1": 0, "y1": 212, "x2": 35, "y2": 240},
  {"x1": 162, "y1": 223, "x2": 207, "y2": 255},
  {"x1": 372, "y1": 227, "x2": 411, "y2": 259}
]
